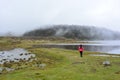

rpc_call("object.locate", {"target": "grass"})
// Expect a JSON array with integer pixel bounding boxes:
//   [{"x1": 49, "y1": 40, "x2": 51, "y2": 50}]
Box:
[{"x1": 0, "y1": 37, "x2": 120, "y2": 80}]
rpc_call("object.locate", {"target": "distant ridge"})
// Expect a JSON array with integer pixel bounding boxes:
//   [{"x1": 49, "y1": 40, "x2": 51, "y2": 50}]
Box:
[{"x1": 23, "y1": 25, "x2": 120, "y2": 40}]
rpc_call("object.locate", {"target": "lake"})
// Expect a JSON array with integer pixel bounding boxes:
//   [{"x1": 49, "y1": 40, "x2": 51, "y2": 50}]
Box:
[{"x1": 33, "y1": 40, "x2": 120, "y2": 54}]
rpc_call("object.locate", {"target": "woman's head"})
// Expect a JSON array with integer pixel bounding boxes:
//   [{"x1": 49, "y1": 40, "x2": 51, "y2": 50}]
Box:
[{"x1": 79, "y1": 44, "x2": 82, "y2": 47}]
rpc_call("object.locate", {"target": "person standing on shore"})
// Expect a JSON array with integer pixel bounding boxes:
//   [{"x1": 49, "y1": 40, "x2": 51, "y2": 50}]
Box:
[{"x1": 78, "y1": 45, "x2": 84, "y2": 57}]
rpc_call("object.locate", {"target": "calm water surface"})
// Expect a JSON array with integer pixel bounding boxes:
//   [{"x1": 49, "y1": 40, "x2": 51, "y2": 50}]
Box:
[{"x1": 34, "y1": 40, "x2": 120, "y2": 54}]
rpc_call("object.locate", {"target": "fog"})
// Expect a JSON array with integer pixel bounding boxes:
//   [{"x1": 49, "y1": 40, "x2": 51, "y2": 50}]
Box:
[
  {"x1": 1, "y1": 0, "x2": 120, "y2": 36},
  {"x1": 24, "y1": 25, "x2": 120, "y2": 40}
]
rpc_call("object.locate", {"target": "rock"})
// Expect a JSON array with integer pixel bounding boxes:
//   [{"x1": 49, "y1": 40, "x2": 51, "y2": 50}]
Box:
[
  {"x1": 39, "y1": 64, "x2": 46, "y2": 69},
  {"x1": 103, "y1": 61, "x2": 111, "y2": 67},
  {"x1": 25, "y1": 53, "x2": 28, "y2": 55},
  {"x1": 20, "y1": 53, "x2": 23, "y2": 56},
  {"x1": 0, "y1": 67, "x2": 3, "y2": 73},
  {"x1": 5, "y1": 68, "x2": 15, "y2": 72}
]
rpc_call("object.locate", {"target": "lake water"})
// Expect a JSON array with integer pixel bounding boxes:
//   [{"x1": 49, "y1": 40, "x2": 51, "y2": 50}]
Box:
[
  {"x1": 33, "y1": 40, "x2": 120, "y2": 54},
  {"x1": 84, "y1": 40, "x2": 120, "y2": 54}
]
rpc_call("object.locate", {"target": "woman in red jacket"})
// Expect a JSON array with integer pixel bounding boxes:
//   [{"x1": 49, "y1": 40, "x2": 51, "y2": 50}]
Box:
[{"x1": 78, "y1": 45, "x2": 84, "y2": 57}]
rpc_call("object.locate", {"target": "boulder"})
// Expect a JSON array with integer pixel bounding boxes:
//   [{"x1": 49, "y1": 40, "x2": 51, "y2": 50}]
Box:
[
  {"x1": 39, "y1": 63, "x2": 46, "y2": 69},
  {"x1": 103, "y1": 61, "x2": 111, "y2": 67}
]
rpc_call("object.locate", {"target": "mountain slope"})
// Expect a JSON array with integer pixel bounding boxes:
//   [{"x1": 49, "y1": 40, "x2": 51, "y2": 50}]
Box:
[{"x1": 23, "y1": 25, "x2": 120, "y2": 40}]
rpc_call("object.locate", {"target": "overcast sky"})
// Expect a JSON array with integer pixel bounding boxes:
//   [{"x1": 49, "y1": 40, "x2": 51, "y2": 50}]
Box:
[{"x1": 0, "y1": 0, "x2": 120, "y2": 35}]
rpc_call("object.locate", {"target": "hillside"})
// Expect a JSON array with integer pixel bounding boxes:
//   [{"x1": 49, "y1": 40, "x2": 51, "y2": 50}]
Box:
[{"x1": 23, "y1": 25, "x2": 120, "y2": 40}]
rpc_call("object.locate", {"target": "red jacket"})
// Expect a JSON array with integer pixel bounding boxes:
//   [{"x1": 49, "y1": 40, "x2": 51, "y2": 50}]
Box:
[{"x1": 78, "y1": 47, "x2": 84, "y2": 52}]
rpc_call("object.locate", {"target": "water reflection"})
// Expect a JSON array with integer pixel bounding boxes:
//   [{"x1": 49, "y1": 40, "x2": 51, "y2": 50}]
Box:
[{"x1": 84, "y1": 40, "x2": 120, "y2": 54}]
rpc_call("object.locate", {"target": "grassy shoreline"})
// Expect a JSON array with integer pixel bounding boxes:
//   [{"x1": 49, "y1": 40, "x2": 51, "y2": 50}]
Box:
[{"x1": 0, "y1": 37, "x2": 120, "y2": 80}]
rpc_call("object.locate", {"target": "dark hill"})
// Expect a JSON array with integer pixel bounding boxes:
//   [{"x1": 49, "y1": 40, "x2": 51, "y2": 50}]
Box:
[{"x1": 23, "y1": 25, "x2": 120, "y2": 40}]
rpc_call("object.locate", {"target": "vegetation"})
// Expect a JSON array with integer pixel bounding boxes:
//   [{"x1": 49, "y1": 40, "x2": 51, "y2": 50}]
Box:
[
  {"x1": 23, "y1": 25, "x2": 120, "y2": 40},
  {"x1": 0, "y1": 37, "x2": 120, "y2": 80}
]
